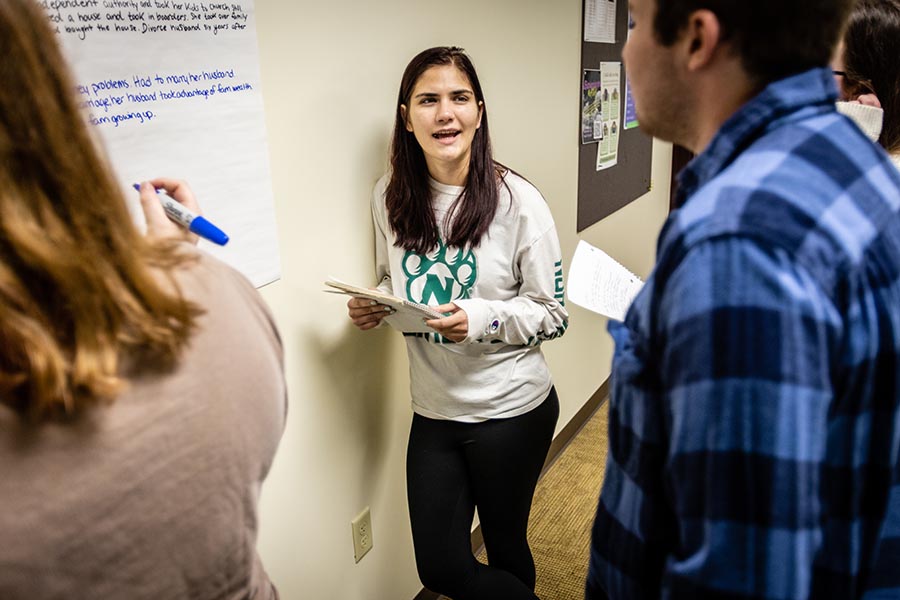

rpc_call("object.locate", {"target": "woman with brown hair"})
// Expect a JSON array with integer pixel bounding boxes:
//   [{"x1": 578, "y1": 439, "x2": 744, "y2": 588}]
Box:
[
  {"x1": 834, "y1": 0, "x2": 900, "y2": 167},
  {"x1": 0, "y1": 1, "x2": 286, "y2": 597},
  {"x1": 347, "y1": 46, "x2": 568, "y2": 599}
]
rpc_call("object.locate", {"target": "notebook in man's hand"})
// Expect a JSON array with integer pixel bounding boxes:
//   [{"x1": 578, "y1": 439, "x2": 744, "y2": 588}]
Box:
[{"x1": 324, "y1": 278, "x2": 444, "y2": 334}]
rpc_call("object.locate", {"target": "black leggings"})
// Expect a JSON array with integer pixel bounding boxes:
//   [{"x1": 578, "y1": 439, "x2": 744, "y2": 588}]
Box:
[{"x1": 406, "y1": 387, "x2": 559, "y2": 600}]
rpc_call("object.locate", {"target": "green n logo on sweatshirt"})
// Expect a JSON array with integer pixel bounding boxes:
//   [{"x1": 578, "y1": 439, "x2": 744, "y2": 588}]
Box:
[{"x1": 402, "y1": 239, "x2": 477, "y2": 305}]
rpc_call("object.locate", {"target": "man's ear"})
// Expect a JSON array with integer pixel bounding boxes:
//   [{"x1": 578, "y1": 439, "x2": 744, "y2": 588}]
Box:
[
  {"x1": 400, "y1": 104, "x2": 412, "y2": 132},
  {"x1": 681, "y1": 9, "x2": 722, "y2": 72}
]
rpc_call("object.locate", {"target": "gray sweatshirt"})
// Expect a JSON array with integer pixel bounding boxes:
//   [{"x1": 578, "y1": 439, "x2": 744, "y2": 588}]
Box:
[{"x1": 373, "y1": 171, "x2": 568, "y2": 422}]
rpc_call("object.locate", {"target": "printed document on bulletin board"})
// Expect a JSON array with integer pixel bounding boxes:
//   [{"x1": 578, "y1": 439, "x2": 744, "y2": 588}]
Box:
[
  {"x1": 624, "y1": 77, "x2": 639, "y2": 129},
  {"x1": 584, "y1": 0, "x2": 617, "y2": 43},
  {"x1": 596, "y1": 62, "x2": 621, "y2": 171},
  {"x1": 581, "y1": 69, "x2": 603, "y2": 144},
  {"x1": 622, "y1": 10, "x2": 639, "y2": 130},
  {"x1": 41, "y1": 0, "x2": 280, "y2": 287}
]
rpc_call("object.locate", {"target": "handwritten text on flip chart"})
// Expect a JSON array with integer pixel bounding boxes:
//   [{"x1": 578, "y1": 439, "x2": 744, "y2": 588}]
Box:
[
  {"x1": 39, "y1": 1, "x2": 254, "y2": 129},
  {"x1": 40, "y1": 0, "x2": 249, "y2": 40},
  {"x1": 37, "y1": 0, "x2": 282, "y2": 286},
  {"x1": 76, "y1": 68, "x2": 252, "y2": 128}
]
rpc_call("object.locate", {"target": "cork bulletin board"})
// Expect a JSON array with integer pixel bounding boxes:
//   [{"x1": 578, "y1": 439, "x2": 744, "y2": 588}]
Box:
[{"x1": 578, "y1": 0, "x2": 653, "y2": 231}]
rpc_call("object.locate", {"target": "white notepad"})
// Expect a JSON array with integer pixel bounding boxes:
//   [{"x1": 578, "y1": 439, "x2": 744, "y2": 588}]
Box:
[
  {"x1": 566, "y1": 241, "x2": 644, "y2": 321},
  {"x1": 324, "y1": 278, "x2": 443, "y2": 334}
]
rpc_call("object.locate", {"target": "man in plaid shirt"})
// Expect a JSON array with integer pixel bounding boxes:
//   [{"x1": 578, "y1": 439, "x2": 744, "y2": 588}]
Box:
[{"x1": 587, "y1": 0, "x2": 900, "y2": 598}]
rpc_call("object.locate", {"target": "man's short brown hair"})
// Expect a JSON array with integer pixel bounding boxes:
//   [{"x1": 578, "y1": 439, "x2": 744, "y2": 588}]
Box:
[{"x1": 653, "y1": 0, "x2": 856, "y2": 85}]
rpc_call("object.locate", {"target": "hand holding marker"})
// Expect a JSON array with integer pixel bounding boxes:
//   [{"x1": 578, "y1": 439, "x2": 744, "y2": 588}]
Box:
[{"x1": 133, "y1": 183, "x2": 229, "y2": 246}]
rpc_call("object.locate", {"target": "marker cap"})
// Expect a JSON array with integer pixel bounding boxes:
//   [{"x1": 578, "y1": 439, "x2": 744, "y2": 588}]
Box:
[{"x1": 189, "y1": 216, "x2": 230, "y2": 245}]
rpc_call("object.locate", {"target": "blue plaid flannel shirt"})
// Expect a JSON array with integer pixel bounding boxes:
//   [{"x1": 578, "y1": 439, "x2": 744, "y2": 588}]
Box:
[{"x1": 587, "y1": 68, "x2": 900, "y2": 599}]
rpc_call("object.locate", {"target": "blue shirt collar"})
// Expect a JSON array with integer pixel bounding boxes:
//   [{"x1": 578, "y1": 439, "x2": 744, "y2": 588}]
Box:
[{"x1": 674, "y1": 67, "x2": 839, "y2": 207}]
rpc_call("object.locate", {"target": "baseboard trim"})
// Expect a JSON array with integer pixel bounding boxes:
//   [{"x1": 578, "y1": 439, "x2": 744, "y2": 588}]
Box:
[{"x1": 413, "y1": 379, "x2": 610, "y2": 599}]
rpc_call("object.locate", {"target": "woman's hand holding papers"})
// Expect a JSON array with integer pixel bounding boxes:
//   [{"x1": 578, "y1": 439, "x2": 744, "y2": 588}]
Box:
[
  {"x1": 347, "y1": 296, "x2": 394, "y2": 331},
  {"x1": 424, "y1": 303, "x2": 468, "y2": 342}
]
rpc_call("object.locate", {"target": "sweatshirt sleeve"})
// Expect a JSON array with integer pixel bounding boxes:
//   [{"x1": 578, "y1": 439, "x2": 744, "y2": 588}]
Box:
[{"x1": 454, "y1": 223, "x2": 569, "y2": 346}]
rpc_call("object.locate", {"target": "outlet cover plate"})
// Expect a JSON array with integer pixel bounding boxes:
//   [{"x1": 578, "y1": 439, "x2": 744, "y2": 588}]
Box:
[{"x1": 351, "y1": 506, "x2": 373, "y2": 563}]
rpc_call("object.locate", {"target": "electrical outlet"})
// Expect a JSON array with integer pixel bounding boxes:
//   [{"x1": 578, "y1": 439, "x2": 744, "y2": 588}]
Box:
[{"x1": 351, "y1": 506, "x2": 373, "y2": 563}]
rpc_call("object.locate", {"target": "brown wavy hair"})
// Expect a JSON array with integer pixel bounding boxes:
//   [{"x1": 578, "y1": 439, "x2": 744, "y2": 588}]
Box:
[
  {"x1": 843, "y1": 0, "x2": 900, "y2": 154},
  {"x1": 0, "y1": 0, "x2": 201, "y2": 420},
  {"x1": 386, "y1": 46, "x2": 503, "y2": 255}
]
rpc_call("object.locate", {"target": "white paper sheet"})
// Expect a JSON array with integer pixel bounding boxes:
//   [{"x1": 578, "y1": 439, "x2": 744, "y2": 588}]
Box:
[
  {"x1": 566, "y1": 240, "x2": 643, "y2": 321},
  {"x1": 40, "y1": 0, "x2": 279, "y2": 287},
  {"x1": 584, "y1": 0, "x2": 617, "y2": 43}
]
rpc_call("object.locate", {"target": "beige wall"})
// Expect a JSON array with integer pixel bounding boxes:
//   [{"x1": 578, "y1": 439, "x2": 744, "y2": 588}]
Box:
[{"x1": 252, "y1": 1, "x2": 671, "y2": 598}]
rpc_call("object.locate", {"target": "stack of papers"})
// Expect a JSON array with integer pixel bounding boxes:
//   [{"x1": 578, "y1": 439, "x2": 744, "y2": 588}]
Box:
[{"x1": 324, "y1": 278, "x2": 443, "y2": 334}]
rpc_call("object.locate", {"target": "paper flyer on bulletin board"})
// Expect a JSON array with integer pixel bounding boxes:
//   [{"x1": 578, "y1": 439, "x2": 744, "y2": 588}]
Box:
[
  {"x1": 40, "y1": 0, "x2": 280, "y2": 287},
  {"x1": 622, "y1": 9, "x2": 639, "y2": 130},
  {"x1": 624, "y1": 77, "x2": 639, "y2": 129},
  {"x1": 581, "y1": 69, "x2": 603, "y2": 144},
  {"x1": 584, "y1": 0, "x2": 617, "y2": 43},
  {"x1": 596, "y1": 62, "x2": 621, "y2": 171}
]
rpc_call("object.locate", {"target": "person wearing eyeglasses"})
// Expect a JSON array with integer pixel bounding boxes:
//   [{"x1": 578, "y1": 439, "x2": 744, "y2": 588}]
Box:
[{"x1": 833, "y1": 0, "x2": 900, "y2": 169}]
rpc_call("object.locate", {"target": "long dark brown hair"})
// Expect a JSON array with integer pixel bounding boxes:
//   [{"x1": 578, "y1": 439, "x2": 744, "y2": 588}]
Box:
[
  {"x1": 843, "y1": 0, "x2": 900, "y2": 154},
  {"x1": 385, "y1": 46, "x2": 502, "y2": 255},
  {"x1": 0, "y1": 0, "x2": 201, "y2": 419}
]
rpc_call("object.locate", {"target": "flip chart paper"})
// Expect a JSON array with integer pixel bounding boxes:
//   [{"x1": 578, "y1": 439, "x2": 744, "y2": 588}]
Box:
[{"x1": 41, "y1": 0, "x2": 280, "y2": 286}]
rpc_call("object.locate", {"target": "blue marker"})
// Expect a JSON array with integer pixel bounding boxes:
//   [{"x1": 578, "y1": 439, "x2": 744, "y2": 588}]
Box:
[{"x1": 132, "y1": 184, "x2": 229, "y2": 246}]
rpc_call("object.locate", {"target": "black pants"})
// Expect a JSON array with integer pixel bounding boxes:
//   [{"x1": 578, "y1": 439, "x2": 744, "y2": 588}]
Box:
[{"x1": 407, "y1": 387, "x2": 559, "y2": 600}]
